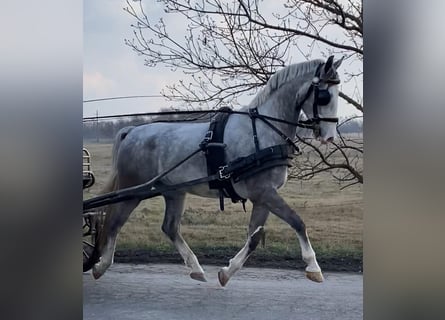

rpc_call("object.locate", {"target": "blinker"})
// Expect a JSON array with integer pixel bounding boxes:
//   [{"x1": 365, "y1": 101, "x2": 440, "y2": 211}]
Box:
[
  {"x1": 312, "y1": 74, "x2": 331, "y2": 106},
  {"x1": 317, "y1": 89, "x2": 331, "y2": 106}
]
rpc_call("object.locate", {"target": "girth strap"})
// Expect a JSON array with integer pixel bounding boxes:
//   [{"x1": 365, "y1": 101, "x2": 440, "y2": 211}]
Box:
[{"x1": 201, "y1": 107, "x2": 246, "y2": 211}]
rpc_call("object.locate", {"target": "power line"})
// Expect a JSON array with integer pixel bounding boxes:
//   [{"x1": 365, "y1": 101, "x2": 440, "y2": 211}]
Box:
[
  {"x1": 83, "y1": 95, "x2": 164, "y2": 103},
  {"x1": 82, "y1": 110, "x2": 212, "y2": 122}
]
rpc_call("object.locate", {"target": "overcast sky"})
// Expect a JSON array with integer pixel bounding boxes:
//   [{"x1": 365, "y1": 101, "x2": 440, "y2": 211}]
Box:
[{"x1": 84, "y1": 0, "x2": 362, "y2": 119}]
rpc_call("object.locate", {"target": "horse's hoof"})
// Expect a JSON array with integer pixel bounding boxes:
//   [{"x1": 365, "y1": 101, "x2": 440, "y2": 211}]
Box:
[
  {"x1": 92, "y1": 263, "x2": 105, "y2": 280},
  {"x1": 190, "y1": 272, "x2": 207, "y2": 282},
  {"x1": 218, "y1": 268, "x2": 230, "y2": 287},
  {"x1": 305, "y1": 271, "x2": 324, "y2": 283},
  {"x1": 92, "y1": 268, "x2": 103, "y2": 280}
]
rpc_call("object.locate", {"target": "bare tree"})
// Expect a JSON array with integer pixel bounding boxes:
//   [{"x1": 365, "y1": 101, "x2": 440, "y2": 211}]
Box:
[
  {"x1": 292, "y1": 117, "x2": 363, "y2": 188},
  {"x1": 124, "y1": 0, "x2": 363, "y2": 186}
]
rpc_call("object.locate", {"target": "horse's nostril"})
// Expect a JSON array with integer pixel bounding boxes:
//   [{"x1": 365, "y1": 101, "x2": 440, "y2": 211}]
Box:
[{"x1": 327, "y1": 137, "x2": 334, "y2": 143}]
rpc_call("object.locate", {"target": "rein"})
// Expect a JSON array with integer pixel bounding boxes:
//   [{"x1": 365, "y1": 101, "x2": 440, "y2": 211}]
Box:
[
  {"x1": 84, "y1": 66, "x2": 339, "y2": 137},
  {"x1": 83, "y1": 108, "x2": 314, "y2": 129}
]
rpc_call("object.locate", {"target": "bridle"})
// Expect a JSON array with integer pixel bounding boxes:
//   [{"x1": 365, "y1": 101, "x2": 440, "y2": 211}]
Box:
[{"x1": 296, "y1": 64, "x2": 340, "y2": 134}]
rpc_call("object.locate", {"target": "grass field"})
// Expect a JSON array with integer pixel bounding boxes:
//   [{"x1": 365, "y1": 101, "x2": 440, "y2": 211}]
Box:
[{"x1": 83, "y1": 142, "x2": 363, "y2": 271}]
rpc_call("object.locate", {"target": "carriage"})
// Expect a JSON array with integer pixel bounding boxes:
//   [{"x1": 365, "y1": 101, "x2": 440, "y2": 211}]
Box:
[
  {"x1": 83, "y1": 148, "x2": 95, "y2": 189},
  {"x1": 82, "y1": 147, "x2": 103, "y2": 272},
  {"x1": 82, "y1": 56, "x2": 342, "y2": 286}
]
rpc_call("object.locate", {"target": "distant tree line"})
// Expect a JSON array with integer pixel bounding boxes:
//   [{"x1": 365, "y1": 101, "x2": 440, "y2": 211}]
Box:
[
  {"x1": 83, "y1": 107, "x2": 214, "y2": 141},
  {"x1": 83, "y1": 116, "x2": 149, "y2": 142}
]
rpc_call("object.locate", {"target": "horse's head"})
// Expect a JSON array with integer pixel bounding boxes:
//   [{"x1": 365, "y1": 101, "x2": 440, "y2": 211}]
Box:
[{"x1": 298, "y1": 55, "x2": 343, "y2": 144}]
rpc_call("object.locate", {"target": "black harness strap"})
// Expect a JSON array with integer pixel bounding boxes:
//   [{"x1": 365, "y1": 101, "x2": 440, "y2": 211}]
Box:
[
  {"x1": 248, "y1": 107, "x2": 300, "y2": 154},
  {"x1": 219, "y1": 144, "x2": 293, "y2": 182},
  {"x1": 201, "y1": 107, "x2": 246, "y2": 211},
  {"x1": 249, "y1": 108, "x2": 261, "y2": 153}
]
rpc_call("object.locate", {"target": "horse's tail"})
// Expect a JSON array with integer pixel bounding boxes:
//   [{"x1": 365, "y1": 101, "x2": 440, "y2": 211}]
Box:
[
  {"x1": 93, "y1": 126, "x2": 135, "y2": 262},
  {"x1": 100, "y1": 126, "x2": 135, "y2": 194}
]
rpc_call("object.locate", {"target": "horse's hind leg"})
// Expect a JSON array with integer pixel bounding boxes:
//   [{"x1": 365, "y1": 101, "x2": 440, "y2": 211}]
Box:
[
  {"x1": 218, "y1": 203, "x2": 269, "y2": 286},
  {"x1": 92, "y1": 199, "x2": 139, "y2": 279},
  {"x1": 162, "y1": 192, "x2": 207, "y2": 282},
  {"x1": 263, "y1": 189, "x2": 323, "y2": 283}
]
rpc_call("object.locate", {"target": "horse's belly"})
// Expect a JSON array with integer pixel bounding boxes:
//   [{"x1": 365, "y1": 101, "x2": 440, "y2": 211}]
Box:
[{"x1": 183, "y1": 184, "x2": 220, "y2": 199}]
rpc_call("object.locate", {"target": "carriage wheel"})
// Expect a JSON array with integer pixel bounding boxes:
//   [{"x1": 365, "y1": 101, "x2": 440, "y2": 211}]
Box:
[
  {"x1": 83, "y1": 173, "x2": 95, "y2": 189},
  {"x1": 83, "y1": 211, "x2": 104, "y2": 272}
]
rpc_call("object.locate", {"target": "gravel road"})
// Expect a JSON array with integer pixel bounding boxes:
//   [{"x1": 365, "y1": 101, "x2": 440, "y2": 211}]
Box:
[{"x1": 83, "y1": 263, "x2": 362, "y2": 320}]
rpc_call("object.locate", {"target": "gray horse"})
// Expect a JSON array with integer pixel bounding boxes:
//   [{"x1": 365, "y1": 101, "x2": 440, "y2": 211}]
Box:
[{"x1": 92, "y1": 56, "x2": 343, "y2": 286}]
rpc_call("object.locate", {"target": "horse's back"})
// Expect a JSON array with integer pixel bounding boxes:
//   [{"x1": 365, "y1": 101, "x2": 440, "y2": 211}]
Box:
[{"x1": 115, "y1": 122, "x2": 210, "y2": 186}]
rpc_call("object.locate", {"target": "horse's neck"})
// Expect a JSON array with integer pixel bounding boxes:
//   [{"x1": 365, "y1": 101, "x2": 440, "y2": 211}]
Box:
[{"x1": 255, "y1": 86, "x2": 300, "y2": 141}]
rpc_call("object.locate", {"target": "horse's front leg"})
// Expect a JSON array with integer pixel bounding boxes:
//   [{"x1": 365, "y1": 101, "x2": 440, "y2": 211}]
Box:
[
  {"x1": 162, "y1": 192, "x2": 207, "y2": 282},
  {"x1": 263, "y1": 189, "x2": 324, "y2": 283},
  {"x1": 218, "y1": 203, "x2": 269, "y2": 286}
]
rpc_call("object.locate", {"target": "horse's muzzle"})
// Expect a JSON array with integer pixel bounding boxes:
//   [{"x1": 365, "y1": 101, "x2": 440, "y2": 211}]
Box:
[{"x1": 319, "y1": 136, "x2": 334, "y2": 144}]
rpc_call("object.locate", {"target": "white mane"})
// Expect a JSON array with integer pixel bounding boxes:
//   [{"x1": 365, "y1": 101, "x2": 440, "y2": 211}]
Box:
[{"x1": 248, "y1": 59, "x2": 323, "y2": 108}]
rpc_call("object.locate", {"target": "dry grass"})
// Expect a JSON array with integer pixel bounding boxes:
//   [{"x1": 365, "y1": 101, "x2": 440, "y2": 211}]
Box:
[{"x1": 83, "y1": 142, "x2": 363, "y2": 263}]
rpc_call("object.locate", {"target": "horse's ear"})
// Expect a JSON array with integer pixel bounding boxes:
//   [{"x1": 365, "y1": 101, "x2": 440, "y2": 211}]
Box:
[
  {"x1": 333, "y1": 56, "x2": 344, "y2": 70},
  {"x1": 324, "y1": 55, "x2": 334, "y2": 73}
]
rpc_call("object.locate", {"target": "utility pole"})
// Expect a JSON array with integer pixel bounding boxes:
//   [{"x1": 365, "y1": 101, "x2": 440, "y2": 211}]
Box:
[{"x1": 96, "y1": 109, "x2": 99, "y2": 143}]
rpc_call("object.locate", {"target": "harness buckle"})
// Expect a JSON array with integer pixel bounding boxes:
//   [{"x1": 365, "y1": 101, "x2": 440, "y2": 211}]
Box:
[
  {"x1": 248, "y1": 107, "x2": 259, "y2": 117},
  {"x1": 204, "y1": 130, "x2": 213, "y2": 141},
  {"x1": 218, "y1": 165, "x2": 231, "y2": 180}
]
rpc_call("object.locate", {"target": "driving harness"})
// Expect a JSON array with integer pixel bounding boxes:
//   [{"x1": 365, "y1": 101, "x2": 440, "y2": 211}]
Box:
[
  {"x1": 199, "y1": 63, "x2": 338, "y2": 211},
  {"x1": 200, "y1": 107, "x2": 294, "y2": 211}
]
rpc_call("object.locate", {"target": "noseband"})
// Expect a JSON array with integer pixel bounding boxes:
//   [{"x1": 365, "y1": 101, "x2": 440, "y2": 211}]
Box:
[{"x1": 296, "y1": 64, "x2": 340, "y2": 131}]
